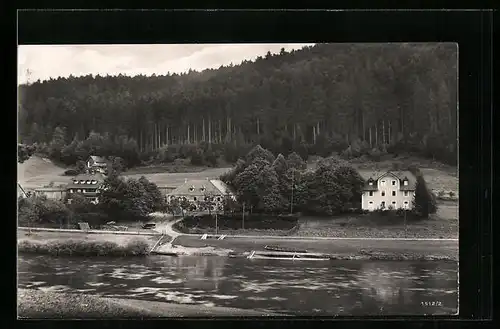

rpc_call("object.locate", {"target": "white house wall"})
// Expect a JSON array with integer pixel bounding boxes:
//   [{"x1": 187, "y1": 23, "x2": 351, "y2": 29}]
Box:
[{"x1": 362, "y1": 173, "x2": 414, "y2": 210}]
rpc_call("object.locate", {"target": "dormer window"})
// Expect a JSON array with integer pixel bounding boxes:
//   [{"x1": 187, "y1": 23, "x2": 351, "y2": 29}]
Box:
[
  {"x1": 73, "y1": 180, "x2": 79, "y2": 184},
  {"x1": 403, "y1": 180, "x2": 409, "y2": 186},
  {"x1": 91, "y1": 180, "x2": 97, "y2": 184},
  {"x1": 79, "y1": 180, "x2": 85, "y2": 184},
  {"x1": 86, "y1": 180, "x2": 91, "y2": 184},
  {"x1": 200, "y1": 186, "x2": 206, "y2": 192},
  {"x1": 368, "y1": 178, "x2": 373, "y2": 186},
  {"x1": 188, "y1": 186, "x2": 195, "y2": 192}
]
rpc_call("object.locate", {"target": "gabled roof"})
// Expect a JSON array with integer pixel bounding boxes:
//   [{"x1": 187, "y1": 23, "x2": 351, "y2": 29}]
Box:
[
  {"x1": 89, "y1": 155, "x2": 107, "y2": 163},
  {"x1": 360, "y1": 170, "x2": 416, "y2": 191},
  {"x1": 169, "y1": 179, "x2": 235, "y2": 197}
]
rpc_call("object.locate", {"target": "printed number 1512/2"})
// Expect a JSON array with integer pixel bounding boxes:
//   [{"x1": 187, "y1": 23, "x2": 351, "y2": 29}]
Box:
[{"x1": 421, "y1": 301, "x2": 443, "y2": 307}]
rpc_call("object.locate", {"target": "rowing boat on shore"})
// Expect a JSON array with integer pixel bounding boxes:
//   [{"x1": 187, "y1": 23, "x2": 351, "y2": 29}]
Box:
[
  {"x1": 264, "y1": 245, "x2": 308, "y2": 253},
  {"x1": 248, "y1": 250, "x2": 330, "y2": 261}
]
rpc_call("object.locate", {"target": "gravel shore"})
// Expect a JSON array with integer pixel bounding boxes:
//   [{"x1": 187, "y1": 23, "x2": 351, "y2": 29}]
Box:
[{"x1": 18, "y1": 289, "x2": 278, "y2": 318}]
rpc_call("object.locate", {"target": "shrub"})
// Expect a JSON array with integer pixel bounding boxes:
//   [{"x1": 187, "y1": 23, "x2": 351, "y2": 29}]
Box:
[
  {"x1": 412, "y1": 173, "x2": 438, "y2": 218},
  {"x1": 63, "y1": 169, "x2": 79, "y2": 176},
  {"x1": 190, "y1": 148, "x2": 205, "y2": 166},
  {"x1": 126, "y1": 239, "x2": 150, "y2": 256},
  {"x1": 18, "y1": 238, "x2": 150, "y2": 257},
  {"x1": 204, "y1": 150, "x2": 218, "y2": 167}
]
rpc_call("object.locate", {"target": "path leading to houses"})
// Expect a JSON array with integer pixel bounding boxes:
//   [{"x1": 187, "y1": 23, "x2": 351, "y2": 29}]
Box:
[{"x1": 153, "y1": 218, "x2": 183, "y2": 239}]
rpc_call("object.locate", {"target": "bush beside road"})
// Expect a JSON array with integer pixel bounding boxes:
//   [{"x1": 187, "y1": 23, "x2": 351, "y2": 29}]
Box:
[{"x1": 17, "y1": 230, "x2": 169, "y2": 257}]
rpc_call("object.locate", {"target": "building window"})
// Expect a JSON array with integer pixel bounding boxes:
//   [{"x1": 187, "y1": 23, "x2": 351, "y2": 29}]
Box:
[
  {"x1": 368, "y1": 182, "x2": 373, "y2": 186},
  {"x1": 86, "y1": 180, "x2": 90, "y2": 184},
  {"x1": 381, "y1": 191, "x2": 385, "y2": 197},
  {"x1": 70, "y1": 189, "x2": 74, "y2": 193},
  {"x1": 77, "y1": 189, "x2": 82, "y2": 193},
  {"x1": 193, "y1": 197, "x2": 197, "y2": 201},
  {"x1": 392, "y1": 191, "x2": 396, "y2": 196},
  {"x1": 369, "y1": 191, "x2": 373, "y2": 196},
  {"x1": 369, "y1": 201, "x2": 373, "y2": 205},
  {"x1": 91, "y1": 180, "x2": 97, "y2": 184},
  {"x1": 392, "y1": 180, "x2": 396, "y2": 186},
  {"x1": 404, "y1": 201, "x2": 409, "y2": 209},
  {"x1": 392, "y1": 201, "x2": 396, "y2": 206},
  {"x1": 73, "y1": 181, "x2": 79, "y2": 184},
  {"x1": 217, "y1": 197, "x2": 221, "y2": 202},
  {"x1": 404, "y1": 180, "x2": 409, "y2": 186},
  {"x1": 404, "y1": 191, "x2": 409, "y2": 197},
  {"x1": 380, "y1": 201, "x2": 386, "y2": 208},
  {"x1": 381, "y1": 180, "x2": 386, "y2": 186}
]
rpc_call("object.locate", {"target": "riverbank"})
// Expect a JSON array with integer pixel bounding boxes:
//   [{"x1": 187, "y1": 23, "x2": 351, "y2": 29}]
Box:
[
  {"x1": 175, "y1": 200, "x2": 458, "y2": 240},
  {"x1": 168, "y1": 235, "x2": 458, "y2": 261},
  {"x1": 17, "y1": 227, "x2": 458, "y2": 261},
  {"x1": 18, "y1": 288, "x2": 277, "y2": 318},
  {"x1": 17, "y1": 231, "x2": 169, "y2": 257}
]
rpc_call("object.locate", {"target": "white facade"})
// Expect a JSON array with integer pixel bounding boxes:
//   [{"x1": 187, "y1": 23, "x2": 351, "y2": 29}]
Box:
[{"x1": 361, "y1": 172, "x2": 415, "y2": 211}]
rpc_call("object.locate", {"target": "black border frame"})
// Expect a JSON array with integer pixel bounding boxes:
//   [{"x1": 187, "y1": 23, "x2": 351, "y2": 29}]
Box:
[{"x1": 11, "y1": 8, "x2": 494, "y2": 329}]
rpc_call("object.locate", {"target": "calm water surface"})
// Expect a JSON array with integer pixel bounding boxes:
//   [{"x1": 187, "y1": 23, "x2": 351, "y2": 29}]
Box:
[{"x1": 18, "y1": 255, "x2": 458, "y2": 316}]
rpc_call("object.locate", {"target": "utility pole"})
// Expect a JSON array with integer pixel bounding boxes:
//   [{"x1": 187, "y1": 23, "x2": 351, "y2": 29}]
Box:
[
  {"x1": 404, "y1": 208, "x2": 407, "y2": 238},
  {"x1": 290, "y1": 170, "x2": 294, "y2": 214},
  {"x1": 242, "y1": 202, "x2": 245, "y2": 229},
  {"x1": 215, "y1": 210, "x2": 218, "y2": 235}
]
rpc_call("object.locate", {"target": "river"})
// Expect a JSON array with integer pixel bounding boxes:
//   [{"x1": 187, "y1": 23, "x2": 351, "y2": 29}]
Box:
[{"x1": 17, "y1": 254, "x2": 458, "y2": 316}]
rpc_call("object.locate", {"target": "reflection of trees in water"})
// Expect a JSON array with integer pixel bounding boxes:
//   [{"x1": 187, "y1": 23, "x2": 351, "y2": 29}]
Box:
[
  {"x1": 357, "y1": 262, "x2": 415, "y2": 309},
  {"x1": 155, "y1": 256, "x2": 227, "y2": 291}
]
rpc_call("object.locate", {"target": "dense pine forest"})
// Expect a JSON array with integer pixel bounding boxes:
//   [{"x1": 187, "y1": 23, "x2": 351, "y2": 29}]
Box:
[{"x1": 18, "y1": 43, "x2": 458, "y2": 168}]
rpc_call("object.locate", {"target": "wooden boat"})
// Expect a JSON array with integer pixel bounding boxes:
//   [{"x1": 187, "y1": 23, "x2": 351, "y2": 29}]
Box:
[
  {"x1": 264, "y1": 245, "x2": 308, "y2": 253},
  {"x1": 248, "y1": 250, "x2": 329, "y2": 261}
]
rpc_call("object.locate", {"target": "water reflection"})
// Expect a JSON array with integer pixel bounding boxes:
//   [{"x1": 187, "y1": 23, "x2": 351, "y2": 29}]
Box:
[{"x1": 17, "y1": 255, "x2": 458, "y2": 315}]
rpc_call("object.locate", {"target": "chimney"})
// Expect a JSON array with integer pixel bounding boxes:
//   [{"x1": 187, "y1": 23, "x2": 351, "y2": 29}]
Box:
[{"x1": 184, "y1": 178, "x2": 187, "y2": 183}]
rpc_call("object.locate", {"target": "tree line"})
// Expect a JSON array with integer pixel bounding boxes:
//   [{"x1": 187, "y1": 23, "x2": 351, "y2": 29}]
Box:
[
  {"x1": 17, "y1": 145, "x2": 437, "y2": 229},
  {"x1": 220, "y1": 145, "x2": 437, "y2": 218},
  {"x1": 18, "y1": 43, "x2": 458, "y2": 167},
  {"x1": 18, "y1": 172, "x2": 167, "y2": 229}
]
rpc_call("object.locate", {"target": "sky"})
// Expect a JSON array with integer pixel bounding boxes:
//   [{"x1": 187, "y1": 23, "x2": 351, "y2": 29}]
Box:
[{"x1": 17, "y1": 43, "x2": 315, "y2": 84}]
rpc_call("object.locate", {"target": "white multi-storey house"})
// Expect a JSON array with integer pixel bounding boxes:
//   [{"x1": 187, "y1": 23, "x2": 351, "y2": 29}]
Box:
[{"x1": 360, "y1": 170, "x2": 416, "y2": 211}]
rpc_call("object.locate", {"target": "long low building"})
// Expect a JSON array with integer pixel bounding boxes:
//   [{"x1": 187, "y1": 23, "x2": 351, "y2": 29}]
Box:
[
  {"x1": 32, "y1": 187, "x2": 67, "y2": 200},
  {"x1": 167, "y1": 179, "x2": 236, "y2": 211}
]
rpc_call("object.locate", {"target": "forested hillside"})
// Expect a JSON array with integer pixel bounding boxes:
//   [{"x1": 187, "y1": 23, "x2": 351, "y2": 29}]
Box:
[{"x1": 18, "y1": 43, "x2": 458, "y2": 168}]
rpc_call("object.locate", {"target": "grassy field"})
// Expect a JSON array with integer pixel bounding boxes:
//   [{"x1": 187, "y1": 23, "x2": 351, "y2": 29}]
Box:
[
  {"x1": 295, "y1": 202, "x2": 458, "y2": 239},
  {"x1": 19, "y1": 155, "x2": 457, "y2": 196},
  {"x1": 18, "y1": 156, "x2": 231, "y2": 189}
]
